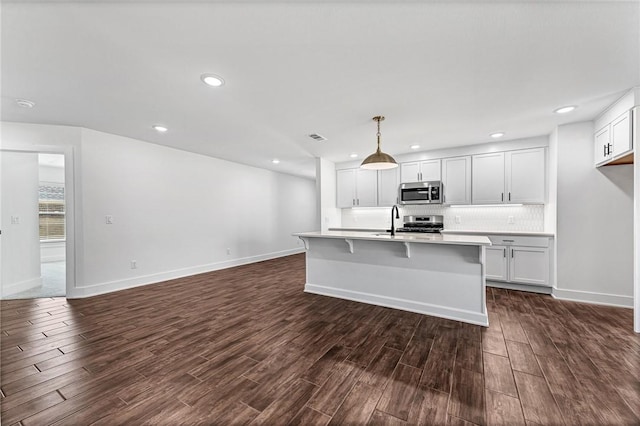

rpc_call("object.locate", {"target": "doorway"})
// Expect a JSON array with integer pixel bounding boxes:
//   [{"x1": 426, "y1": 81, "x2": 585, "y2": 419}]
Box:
[{"x1": 1, "y1": 149, "x2": 73, "y2": 299}]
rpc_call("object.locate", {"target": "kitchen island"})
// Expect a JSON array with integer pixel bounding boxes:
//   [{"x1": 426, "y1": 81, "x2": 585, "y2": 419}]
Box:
[{"x1": 294, "y1": 231, "x2": 492, "y2": 326}]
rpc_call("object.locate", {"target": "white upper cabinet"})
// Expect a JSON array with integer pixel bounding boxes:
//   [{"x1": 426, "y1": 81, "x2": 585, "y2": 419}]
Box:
[
  {"x1": 594, "y1": 88, "x2": 637, "y2": 167},
  {"x1": 441, "y1": 156, "x2": 471, "y2": 204},
  {"x1": 472, "y1": 148, "x2": 545, "y2": 205},
  {"x1": 472, "y1": 152, "x2": 505, "y2": 204},
  {"x1": 400, "y1": 162, "x2": 421, "y2": 183},
  {"x1": 336, "y1": 168, "x2": 392, "y2": 208},
  {"x1": 336, "y1": 169, "x2": 357, "y2": 208},
  {"x1": 356, "y1": 169, "x2": 378, "y2": 207},
  {"x1": 594, "y1": 125, "x2": 610, "y2": 165},
  {"x1": 420, "y1": 160, "x2": 441, "y2": 181},
  {"x1": 400, "y1": 160, "x2": 441, "y2": 183},
  {"x1": 506, "y1": 148, "x2": 545, "y2": 203},
  {"x1": 611, "y1": 111, "x2": 632, "y2": 158},
  {"x1": 378, "y1": 168, "x2": 399, "y2": 206}
]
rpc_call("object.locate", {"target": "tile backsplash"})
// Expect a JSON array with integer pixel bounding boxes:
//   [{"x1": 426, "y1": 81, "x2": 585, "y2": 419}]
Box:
[{"x1": 341, "y1": 205, "x2": 544, "y2": 232}]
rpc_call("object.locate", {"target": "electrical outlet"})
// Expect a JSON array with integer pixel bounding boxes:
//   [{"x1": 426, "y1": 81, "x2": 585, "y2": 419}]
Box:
[
  {"x1": 226, "y1": 248, "x2": 231, "y2": 255},
  {"x1": 455, "y1": 216, "x2": 461, "y2": 224},
  {"x1": 130, "y1": 260, "x2": 137, "y2": 269},
  {"x1": 508, "y1": 216, "x2": 515, "y2": 224},
  {"x1": 105, "y1": 215, "x2": 113, "y2": 224}
]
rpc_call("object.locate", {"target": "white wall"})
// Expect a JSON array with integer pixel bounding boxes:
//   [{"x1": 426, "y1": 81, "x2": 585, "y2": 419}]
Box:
[
  {"x1": 555, "y1": 121, "x2": 634, "y2": 307},
  {"x1": 1, "y1": 122, "x2": 316, "y2": 298},
  {"x1": 316, "y1": 157, "x2": 340, "y2": 231},
  {"x1": 1, "y1": 151, "x2": 42, "y2": 296}
]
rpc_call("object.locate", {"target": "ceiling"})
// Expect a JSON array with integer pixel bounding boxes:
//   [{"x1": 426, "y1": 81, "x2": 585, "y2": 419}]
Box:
[{"x1": 2, "y1": 1, "x2": 639, "y2": 179}]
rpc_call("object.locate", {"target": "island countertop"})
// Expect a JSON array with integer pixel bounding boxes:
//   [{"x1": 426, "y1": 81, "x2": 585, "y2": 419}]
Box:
[{"x1": 294, "y1": 230, "x2": 491, "y2": 247}]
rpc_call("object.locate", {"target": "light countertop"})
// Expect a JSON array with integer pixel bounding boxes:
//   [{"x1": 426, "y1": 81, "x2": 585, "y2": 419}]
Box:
[
  {"x1": 294, "y1": 231, "x2": 491, "y2": 246},
  {"x1": 440, "y1": 230, "x2": 555, "y2": 237}
]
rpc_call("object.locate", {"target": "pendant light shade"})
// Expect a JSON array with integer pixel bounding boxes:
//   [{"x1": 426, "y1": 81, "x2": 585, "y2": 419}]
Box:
[{"x1": 360, "y1": 116, "x2": 398, "y2": 170}]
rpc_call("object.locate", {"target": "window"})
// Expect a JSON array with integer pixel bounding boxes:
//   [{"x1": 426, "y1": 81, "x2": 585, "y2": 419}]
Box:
[{"x1": 39, "y1": 183, "x2": 65, "y2": 241}]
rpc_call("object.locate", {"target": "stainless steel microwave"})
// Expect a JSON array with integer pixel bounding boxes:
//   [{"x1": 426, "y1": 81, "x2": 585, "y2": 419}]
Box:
[{"x1": 398, "y1": 181, "x2": 443, "y2": 205}]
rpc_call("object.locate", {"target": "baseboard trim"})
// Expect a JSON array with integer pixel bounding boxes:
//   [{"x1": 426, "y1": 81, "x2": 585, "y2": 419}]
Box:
[
  {"x1": 305, "y1": 283, "x2": 489, "y2": 327},
  {"x1": 67, "y1": 248, "x2": 305, "y2": 299},
  {"x1": 552, "y1": 288, "x2": 633, "y2": 309},
  {"x1": 2, "y1": 276, "x2": 42, "y2": 297},
  {"x1": 487, "y1": 280, "x2": 552, "y2": 295}
]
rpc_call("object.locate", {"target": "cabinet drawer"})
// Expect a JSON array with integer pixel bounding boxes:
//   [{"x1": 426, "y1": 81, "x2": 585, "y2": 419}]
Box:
[{"x1": 488, "y1": 235, "x2": 549, "y2": 248}]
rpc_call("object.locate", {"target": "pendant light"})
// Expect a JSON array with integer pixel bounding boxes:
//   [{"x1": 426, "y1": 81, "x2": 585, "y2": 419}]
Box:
[{"x1": 361, "y1": 116, "x2": 398, "y2": 170}]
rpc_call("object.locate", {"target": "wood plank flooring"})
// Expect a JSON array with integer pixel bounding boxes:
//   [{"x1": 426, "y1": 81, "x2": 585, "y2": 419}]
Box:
[{"x1": 1, "y1": 253, "x2": 639, "y2": 425}]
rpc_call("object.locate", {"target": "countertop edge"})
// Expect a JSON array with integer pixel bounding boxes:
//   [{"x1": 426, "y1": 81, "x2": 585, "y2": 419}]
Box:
[
  {"x1": 440, "y1": 230, "x2": 555, "y2": 237},
  {"x1": 293, "y1": 231, "x2": 491, "y2": 247}
]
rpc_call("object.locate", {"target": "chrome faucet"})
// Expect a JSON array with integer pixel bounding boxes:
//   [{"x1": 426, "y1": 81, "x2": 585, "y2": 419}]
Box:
[{"x1": 390, "y1": 205, "x2": 400, "y2": 236}]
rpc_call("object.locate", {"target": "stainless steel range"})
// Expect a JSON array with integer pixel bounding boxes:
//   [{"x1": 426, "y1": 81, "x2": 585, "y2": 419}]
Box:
[{"x1": 395, "y1": 215, "x2": 444, "y2": 233}]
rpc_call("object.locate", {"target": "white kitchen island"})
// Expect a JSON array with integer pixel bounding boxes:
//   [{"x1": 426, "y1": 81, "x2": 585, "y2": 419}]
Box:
[{"x1": 294, "y1": 231, "x2": 492, "y2": 326}]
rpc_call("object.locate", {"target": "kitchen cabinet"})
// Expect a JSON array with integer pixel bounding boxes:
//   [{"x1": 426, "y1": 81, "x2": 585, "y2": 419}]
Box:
[
  {"x1": 472, "y1": 152, "x2": 505, "y2": 204},
  {"x1": 400, "y1": 160, "x2": 441, "y2": 183},
  {"x1": 594, "y1": 88, "x2": 637, "y2": 167},
  {"x1": 485, "y1": 236, "x2": 550, "y2": 287},
  {"x1": 336, "y1": 169, "x2": 378, "y2": 208},
  {"x1": 377, "y1": 167, "x2": 399, "y2": 206},
  {"x1": 594, "y1": 111, "x2": 632, "y2": 166},
  {"x1": 472, "y1": 148, "x2": 545, "y2": 204},
  {"x1": 441, "y1": 156, "x2": 471, "y2": 204}
]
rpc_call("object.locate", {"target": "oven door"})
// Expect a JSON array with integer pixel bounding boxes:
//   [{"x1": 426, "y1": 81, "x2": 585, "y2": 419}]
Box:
[{"x1": 399, "y1": 182, "x2": 431, "y2": 204}]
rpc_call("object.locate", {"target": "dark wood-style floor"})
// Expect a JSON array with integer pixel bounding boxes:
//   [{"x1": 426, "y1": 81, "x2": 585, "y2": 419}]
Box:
[{"x1": 1, "y1": 254, "x2": 639, "y2": 425}]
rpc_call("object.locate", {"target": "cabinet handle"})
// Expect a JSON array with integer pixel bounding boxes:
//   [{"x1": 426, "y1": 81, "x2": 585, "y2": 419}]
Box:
[
  {"x1": 604, "y1": 145, "x2": 607, "y2": 157},
  {"x1": 352, "y1": 198, "x2": 355, "y2": 206},
  {"x1": 508, "y1": 192, "x2": 511, "y2": 201},
  {"x1": 501, "y1": 193, "x2": 504, "y2": 202},
  {"x1": 503, "y1": 248, "x2": 506, "y2": 258},
  {"x1": 357, "y1": 198, "x2": 360, "y2": 206},
  {"x1": 502, "y1": 239, "x2": 514, "y2": 242},
  {"x1": 608, "y1": 143, "x2": 613, "y2": 156},
  {"x1": 511, "y1": 248, "x2": 514, "y2": 258}
]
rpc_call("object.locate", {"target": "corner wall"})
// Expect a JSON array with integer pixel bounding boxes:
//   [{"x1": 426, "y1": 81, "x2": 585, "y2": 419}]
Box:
[{"x1": 554, "y1": 121, "x2": 634, "y2": 307}]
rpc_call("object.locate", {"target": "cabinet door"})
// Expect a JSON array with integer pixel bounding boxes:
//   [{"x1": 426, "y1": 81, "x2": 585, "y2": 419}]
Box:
[
  {"x1": 611, "y1": 111, "x2": 632, "y2": 158},
  {"x1": 442, "y1": 156, "x2": 471, "y2": 204},
  {"x1": 509, "y1": 246, "x2": 549, "y2": 286},
  {"x1": 378, "y1": 168, "x2": 399, "y2": 206},
  {"x1": 355, "y1": 169, "x2": 378, "y2": 207},
  {"x1": 506, "y1": 148, "x2": 545, "y2": 204},
  {"x1": 472, "y1": 152, "x2": 505, "y2": 204},
  {"x1": 420, "y1": 160, "x2": 441, "y2": 181},
  {"x1": 594, "y1": 125, "x2": 610, "y2": 165},
  {"x1": 485, "y1": 245, "x2": 508, "y2": 281},
  {"x1": 400, "y1": 162, "x2": 420, "y2": 183},
  {"x1": 336, "y1": 169, "x2": 356, "y2": 208}
]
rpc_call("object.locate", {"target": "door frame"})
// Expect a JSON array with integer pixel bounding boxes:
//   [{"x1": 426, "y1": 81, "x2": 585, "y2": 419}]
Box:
[{"x1": 1, "y1": 144, "x2": 76, "y2": 297}]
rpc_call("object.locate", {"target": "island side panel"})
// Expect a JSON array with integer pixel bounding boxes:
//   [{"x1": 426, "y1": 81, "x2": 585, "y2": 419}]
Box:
[{"x1": 303, "y1": 237, "x2": 488, "y2": 326}]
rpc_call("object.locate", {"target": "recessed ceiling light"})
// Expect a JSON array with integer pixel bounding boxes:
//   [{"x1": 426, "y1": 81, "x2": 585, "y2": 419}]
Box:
[
  {"x1": 350, "y1": 153, "x2": 358, "y2": 158},
  {"x1": 554, "y1": 105, "x2": 576, "y2": 114},
  {"x1": 490, "y1": 132, "x2": 505, "y2": 138},
  {"x1": 410, "y1": 144, "x2": 420, "y2": 150},
  {"x1": 272, "y1": 159, "x2": 280, "y2": 164},
  {"x1": 200, "y1": 73, "x2": 225, "y2": 87},
  {"x1": 152, "y1": 125, "x2": 168, "y2": 133},
  {"x1": 16, "y1": 99, "x2": 35, "y2": 108}
]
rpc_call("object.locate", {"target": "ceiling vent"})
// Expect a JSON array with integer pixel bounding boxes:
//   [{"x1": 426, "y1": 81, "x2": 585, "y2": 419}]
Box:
[{"x1": 308, "y1": 133, "x2": 327, "y2": 142}]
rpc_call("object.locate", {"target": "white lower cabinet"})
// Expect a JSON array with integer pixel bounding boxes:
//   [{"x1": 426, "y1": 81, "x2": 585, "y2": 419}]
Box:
[{"x1": 485, "y1": 236, "x2": 551, "y2": 287}]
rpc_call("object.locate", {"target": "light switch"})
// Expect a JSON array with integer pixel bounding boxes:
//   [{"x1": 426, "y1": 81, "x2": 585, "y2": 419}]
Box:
[{"x1": 105, "y1": 215, "x2": 113, "y2": 224}]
